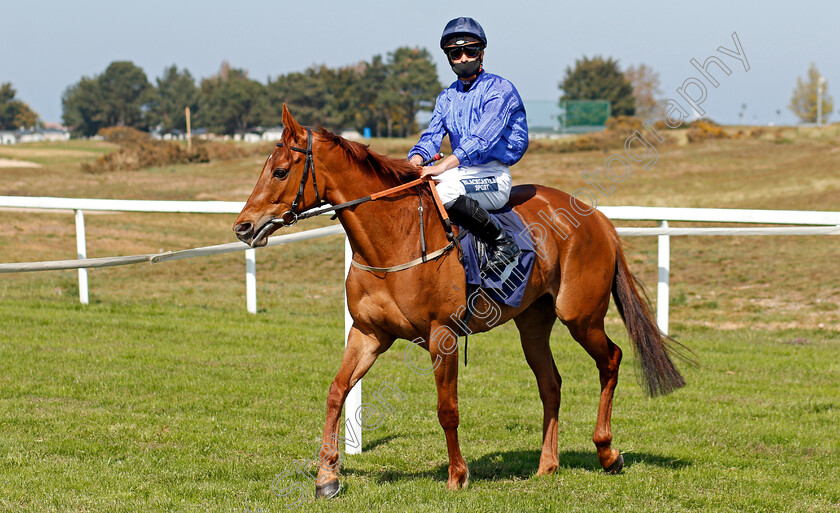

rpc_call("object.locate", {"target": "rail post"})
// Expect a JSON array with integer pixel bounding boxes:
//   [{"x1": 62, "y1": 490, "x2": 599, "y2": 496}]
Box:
[
  {"x1": 74, "y1": 209, "x2": 89, "y2": 305},
  {"x1": 657, "y1": 220, "x2": 670, "y2": 335},
  {"x1": 246, "y1": 249, "x2": 257, "y2": 314},
  {"x1": 344, "y1": 235, "x2": 362, "y2": 454}
]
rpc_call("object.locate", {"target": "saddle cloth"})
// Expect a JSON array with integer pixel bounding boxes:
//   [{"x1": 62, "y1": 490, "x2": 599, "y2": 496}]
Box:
[{"x1": 456, "y1": 206, "x2": 536, "y2": 308}]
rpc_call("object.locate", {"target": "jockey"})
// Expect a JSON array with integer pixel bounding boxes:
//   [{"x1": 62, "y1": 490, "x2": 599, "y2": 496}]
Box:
[{"x1": 409, "y1": 16, "x2": 529, "y2": 275}]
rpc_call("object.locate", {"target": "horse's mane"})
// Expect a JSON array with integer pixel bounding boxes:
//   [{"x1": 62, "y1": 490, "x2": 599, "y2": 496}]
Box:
[{"x1": 314, "y1": 128, "x2": 421, "y2": 186}]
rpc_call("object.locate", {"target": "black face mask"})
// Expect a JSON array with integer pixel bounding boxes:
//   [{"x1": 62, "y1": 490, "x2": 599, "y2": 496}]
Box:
[{"x1": 451, "y1": 58, "x2": 482, "y2": 79}]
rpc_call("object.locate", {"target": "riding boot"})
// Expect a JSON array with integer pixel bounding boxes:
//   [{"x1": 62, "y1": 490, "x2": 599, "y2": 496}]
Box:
[{"x1": 446, "y1": 195, "x2": 521, "y2": 273}]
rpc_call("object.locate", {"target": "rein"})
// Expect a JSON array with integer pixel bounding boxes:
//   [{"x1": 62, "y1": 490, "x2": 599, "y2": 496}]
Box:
[{"x1": 254, "y1": 128, "x2": 459, "y2": 273}]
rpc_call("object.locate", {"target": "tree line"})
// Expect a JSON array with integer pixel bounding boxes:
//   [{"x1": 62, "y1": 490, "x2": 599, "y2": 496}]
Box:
[
  {"x1": 2, "y1": 55, "x2": 832, "y2": 137},
  {"x1": 60, "y1": 47, "x2": 442, "y2": 137}
]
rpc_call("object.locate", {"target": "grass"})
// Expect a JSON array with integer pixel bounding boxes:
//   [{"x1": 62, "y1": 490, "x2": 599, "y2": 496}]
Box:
[
  {"x1": 0, "y1": 301, "x2": 837, "y2": 512},
  {"x1": 1, "y1": 129, "x2": 839, "y2": 511},
  {"x1": 0, "y1": 140, "x2": 116, "y2": 166}
]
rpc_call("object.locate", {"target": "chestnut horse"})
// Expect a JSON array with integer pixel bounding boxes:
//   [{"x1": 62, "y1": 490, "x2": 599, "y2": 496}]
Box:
[{"x1": 233, "y1": 105, "x2": 685, "y2": 497}]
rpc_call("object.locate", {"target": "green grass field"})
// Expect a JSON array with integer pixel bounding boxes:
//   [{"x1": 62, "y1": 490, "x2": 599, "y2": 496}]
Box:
[{"x1": 1, "y1": 131, "x2": 839, "y2": 511}]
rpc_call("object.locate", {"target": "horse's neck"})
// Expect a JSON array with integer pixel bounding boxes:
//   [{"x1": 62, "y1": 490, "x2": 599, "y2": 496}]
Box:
[{"x1": 330, "y1": 177, "x2": 446, "y2": 268}]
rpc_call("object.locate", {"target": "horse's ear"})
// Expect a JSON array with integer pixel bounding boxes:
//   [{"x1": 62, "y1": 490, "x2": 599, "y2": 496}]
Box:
[{"x1": 282, "y1": 104, "x2": 304, "y2": 140}]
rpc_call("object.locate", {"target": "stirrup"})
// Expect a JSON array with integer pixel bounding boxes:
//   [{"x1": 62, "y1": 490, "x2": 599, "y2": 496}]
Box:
[
  {"x1": 482, "y1": 252, "x2": 519, "y2": 282},
  {"x1": 481, "y1": 238, "x2": 521, "y2": 282}
]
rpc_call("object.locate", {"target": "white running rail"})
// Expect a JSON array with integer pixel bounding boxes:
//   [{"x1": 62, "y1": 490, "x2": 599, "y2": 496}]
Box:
[{"x1": 2, "y1": 196, "x2": 839, "y2": 328}]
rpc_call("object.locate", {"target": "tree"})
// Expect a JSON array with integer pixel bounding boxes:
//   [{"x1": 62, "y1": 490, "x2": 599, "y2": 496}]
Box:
[
  {"x1": 264, "y1": 64, "x2": 361, "y2": 132},
  {"x1": 559, "y1": 55, "x2": 635, "y2": 117},
  {"x1": 789, "y1": 63, "x2": 833, "y2": 123},
  {"x1": 196, "y1": 62, "x2": 265, "y2": 134},
  {"x1": 375, "y1": 85, "x2": 405, "y2": 138},
  {"x1": 356, "y1": 55, "x2": 388, "y2": 136},
  {"x1": 98, "y1": 61, "x2": 152, "y2": 129},
  {"x1": 625, "y1": 63, "x2": 662, "y2": 120},
  {"x1": 0, "y1": 83, "x2": 40, "y2": 130},
  {"x1": 62, "y1": 61, "x2": 152, "y2": 136},
  {"x1": 383, "y1": 47, "x2": 441, "y2": 137},
  {"x1": 265, "y1": 67, "x2": 330, "y2": 128},
  {"x1": 264, "y1": 47, "x2": 441, "y2": 137},
  {"x1": 326, "y1": 66, "x2": 363, "y2": 130},
  {"x1": 62, "y1": 77, "x2": 103, "y2": 136},
  {"x1": 148, "y1": 65, "x2": 199, "y2": 132}
]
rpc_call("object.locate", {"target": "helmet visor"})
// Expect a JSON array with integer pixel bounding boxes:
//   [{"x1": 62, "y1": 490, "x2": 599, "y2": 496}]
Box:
[{"x1": 442, "y1": 34, "x2": 483, "y2": 48}]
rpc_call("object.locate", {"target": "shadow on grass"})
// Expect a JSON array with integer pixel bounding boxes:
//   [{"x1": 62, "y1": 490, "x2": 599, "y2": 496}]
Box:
[
  {"x1": 362, "y1": 435, "x2": 399, "y2": 452},
  {"x1": 348, "y1": 448, "x2": 691, "y2": 484}
]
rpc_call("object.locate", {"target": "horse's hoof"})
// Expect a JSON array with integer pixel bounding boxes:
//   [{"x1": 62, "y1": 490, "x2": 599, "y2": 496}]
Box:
[
  {"x1": 604, "y1": 453, "x2": 624, "y2": 474},
  {"x1": 315, "y1": 479, "x2": 341, "y2": 499},
  {"x1": 447, "y1": 468, "x2": 470, "y2": 490}
]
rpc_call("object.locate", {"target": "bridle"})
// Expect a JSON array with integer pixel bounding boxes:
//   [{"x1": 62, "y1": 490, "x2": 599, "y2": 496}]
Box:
[
  {"x1": 253, "y1": 127, "x2": 335, "y2": 244},
  {"x1": 276, "y1": 126, "x2": 321, "y2": 228},
  {"x1": 254, "y1": 126, "x2": 391, "y2": 246}
]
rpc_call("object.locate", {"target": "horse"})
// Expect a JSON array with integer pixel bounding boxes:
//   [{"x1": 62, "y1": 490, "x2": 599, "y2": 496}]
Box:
[{"x1": 233, "y1": 105, "x2": 686, "y2": 497}]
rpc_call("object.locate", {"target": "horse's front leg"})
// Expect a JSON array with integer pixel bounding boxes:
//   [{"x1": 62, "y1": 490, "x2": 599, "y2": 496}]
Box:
[
  {"x1": 428, "y1": 323, "x2": 468, "y2": 490},
  {"x1": 315, "y1": 324, "x2": 392, "y2": 498}
]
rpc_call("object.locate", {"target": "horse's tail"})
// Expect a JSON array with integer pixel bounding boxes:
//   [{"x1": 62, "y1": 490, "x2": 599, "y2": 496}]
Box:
[{"x1": 611, "y1": 236, "x2": 690, "y2": 397}]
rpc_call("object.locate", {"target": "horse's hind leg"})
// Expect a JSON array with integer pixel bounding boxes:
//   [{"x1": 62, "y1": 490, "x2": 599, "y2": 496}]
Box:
[
  {"x1": 553, "y1": 228, "x2": 624, "y2": 473},
  {"x1": 562, "y1": 314, "x2": 624, "y2": 473},
  {"x1": 513, "y1": 295, "x2": 561, "y2": 476}
]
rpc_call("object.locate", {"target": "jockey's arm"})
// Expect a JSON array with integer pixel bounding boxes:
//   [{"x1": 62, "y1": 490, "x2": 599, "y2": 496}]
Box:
[{"x1": 420, "y1": 153, "x2": 460, "y2": 179}]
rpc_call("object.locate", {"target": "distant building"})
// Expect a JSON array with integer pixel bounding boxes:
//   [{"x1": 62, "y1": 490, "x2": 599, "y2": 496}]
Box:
[
  {"x1": 0, "y1": 131, "x2": 16, "y2": 144},
  {"x1": 152, "y1": 127, "x2": 212, "y2": 142},
  {"x1": 0, "y1": 127, "x2": 70, "y2": 144},
  {"x1": 17, "y1": 129, "x2": 44, "y2": 143},
  {"x1": 234, "y1": 132, "x2": 262, "y2": 143},
  {"x1": 193, "y1": 128, "x2": 210, "y2": 140},
  {"x1": 261, "y1": 127, "x2": 284, "y2": 142},
  {"x1": 40, "y1": 128, "x2": 71, "y2": 142}
]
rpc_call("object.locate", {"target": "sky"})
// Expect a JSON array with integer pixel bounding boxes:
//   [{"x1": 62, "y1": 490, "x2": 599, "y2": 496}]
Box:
[{"x1": 2, "y1": 0, "x2": 837, "y2": 126}]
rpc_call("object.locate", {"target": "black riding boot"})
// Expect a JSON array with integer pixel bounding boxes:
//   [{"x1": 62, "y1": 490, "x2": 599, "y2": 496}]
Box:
[{"x1": 446, "y1": 195, "x2": 521, "y2": 273}]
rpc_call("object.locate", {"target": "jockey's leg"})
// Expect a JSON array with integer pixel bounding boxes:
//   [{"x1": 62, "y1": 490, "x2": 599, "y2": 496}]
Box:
[
  {"x1": 445, "y1": 195, "x2": 521, "y2": 273},
  {"x1": 433, "y1": 162, "x2": 519, "y2": 273}
]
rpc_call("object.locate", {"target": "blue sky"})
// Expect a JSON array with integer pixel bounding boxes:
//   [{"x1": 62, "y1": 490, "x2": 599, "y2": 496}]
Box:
[{"x1": 2, "y1": 0, "x2": 836, "y2": 125}]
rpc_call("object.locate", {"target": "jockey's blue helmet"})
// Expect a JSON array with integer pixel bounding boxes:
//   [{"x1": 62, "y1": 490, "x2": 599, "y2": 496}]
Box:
[{"x1": 440, "y1": 17, "x2": 487, "y2": 48}]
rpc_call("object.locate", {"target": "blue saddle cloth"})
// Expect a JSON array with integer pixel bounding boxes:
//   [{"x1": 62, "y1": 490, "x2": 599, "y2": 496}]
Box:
[{"x1": 457, "y1": 207, "x2": 536, "y2": 308}]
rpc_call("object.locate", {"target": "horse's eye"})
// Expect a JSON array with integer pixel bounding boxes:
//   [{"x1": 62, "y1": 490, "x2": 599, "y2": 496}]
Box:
[{"x1": 273, "y1": 168, "x2": 289, "y2": 180}]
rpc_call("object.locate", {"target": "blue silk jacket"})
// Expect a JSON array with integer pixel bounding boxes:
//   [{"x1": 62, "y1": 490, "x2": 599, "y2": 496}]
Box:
[{"x1": 409, "y1": 70, "x2": 529, "y2": 167}]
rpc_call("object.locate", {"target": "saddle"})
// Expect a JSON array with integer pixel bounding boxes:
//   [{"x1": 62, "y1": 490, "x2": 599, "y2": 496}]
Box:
[{"x1": 453, "y1": 206, "x2": 536, "y2": 309}]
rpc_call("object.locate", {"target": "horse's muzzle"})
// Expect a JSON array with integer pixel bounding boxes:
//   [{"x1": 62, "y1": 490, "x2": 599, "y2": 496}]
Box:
[
  {"x1": 234, "y1": 218, "x2": 278, "y2": 247},
  {"x1": 233, "y1": 221, "x2": 258, "y2": 246}
]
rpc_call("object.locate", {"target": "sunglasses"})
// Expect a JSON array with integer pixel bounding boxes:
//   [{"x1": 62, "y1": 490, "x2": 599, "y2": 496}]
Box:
[{"x1": 445, "y1": 45, "x2": 483, "y2": 60}]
